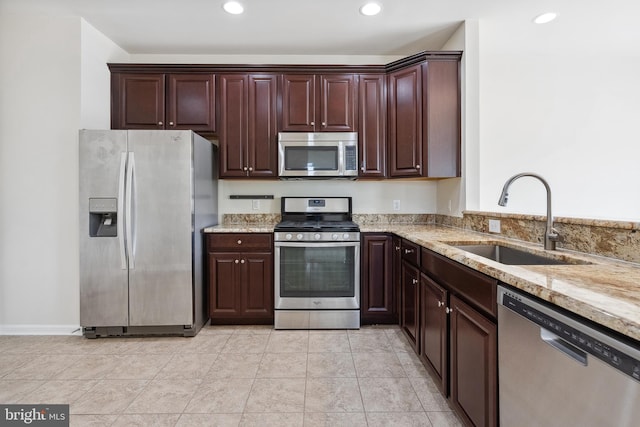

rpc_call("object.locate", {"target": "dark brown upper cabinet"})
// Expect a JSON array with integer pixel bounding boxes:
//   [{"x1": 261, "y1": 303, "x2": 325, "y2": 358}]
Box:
[
  {"x1": 108, "y1": 52, "x2": 461, "y2": 180},
  {"x1": 111, "y1": 72, "x2": 215, "y2": 132},
  {"x1": 218, "y1": 74, "x2": 278, "y2": 178},
  {"x1": 358, "y1": 73, "x2": 387, "y2": 178},
  {"x1": 388, "y1": 64, "x2": 423, "y2": 177},
  {"x1": 387, "y1": 57, "x2": 461, "y2": 178},
  {"x1": 281, "y1": 74, "x2": 357, "y2": 132}
]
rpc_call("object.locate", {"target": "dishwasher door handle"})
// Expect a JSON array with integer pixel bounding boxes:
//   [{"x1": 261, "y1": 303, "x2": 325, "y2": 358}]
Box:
[{"x1": 540, "y1": 328, "x2": 588, "y2": 366}]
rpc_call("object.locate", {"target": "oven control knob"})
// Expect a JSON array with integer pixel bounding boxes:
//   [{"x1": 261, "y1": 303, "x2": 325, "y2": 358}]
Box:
[
  {"x1": 332, "y1": 233, "x2": 339, "y2": 240},
  {"x1": 343, "y1": 233, "x2": 350, "y2": 240},
  {"x1": 314, "y1": 233, "x2": 321, "y2": 240},
  {"x1": 285, "y1": 233, "x2": 293, "y2": 240},
  {"x1": 296, "y1": 233, "x2": 303, "y2": 240}
]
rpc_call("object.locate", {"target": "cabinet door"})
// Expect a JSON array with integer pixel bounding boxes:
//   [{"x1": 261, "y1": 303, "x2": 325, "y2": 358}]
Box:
[
  {"x1": 423, "y1": 60, "x2": 460, "y2": 177},
  {"x1": 247, "y1": 74, "x2": 278, "y2": 178},
  {"x1": 319, "y1": 74, "x2": 356, "y2": 131},
  {"x1": 167, "y1": 74, "x2": 215, "y2": 132},
  {"x1": 361, "y1": 234, "x2": 395, "y2": 324},
  {"x1": 242, "y1": 252, "x2": 274, "y2": 319},
  {"x1": 209, "y1": 252, "x2": 241, "y2": 317},
  {"x1": 358, "y1": 74, "x2": 386, "y2": 177},
  {"x1": 450, "y1": 295, "x2": 497, "y2": 427},
  {"x1": 281, "y1": 74, "x2": 315, "y2": 131},
  {"x1": 392, "y1": 236, "x2": 402, "y2": 319},
  {"x1": 420, "y1": 273, "x2": 448, "y2": 394},
  {"x1": 219, "y1": 74, "x2": 249, "y2": 177},
  {"x1": 401, "y1": 260, "x2": 420, "y2": 351},
  {"x1": 388, "y1": 64, "x2": 423, "y2": 177},
  {"x1": 112, "y1": 73, "x2": 165, "y2": 129}
]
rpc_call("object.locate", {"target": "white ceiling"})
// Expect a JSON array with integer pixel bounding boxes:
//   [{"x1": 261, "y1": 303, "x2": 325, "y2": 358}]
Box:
[{"x1": 5, "y1": 0, "x2": 640, "y2": 56}]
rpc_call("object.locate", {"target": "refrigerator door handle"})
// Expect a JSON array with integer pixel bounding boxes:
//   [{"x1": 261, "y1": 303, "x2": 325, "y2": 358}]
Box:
[
  {"x1": 118, "y1": 152, "x2": 127, "y2": 270},
  {"x1": 126, "y1": 151, "x2": 136, "y2": 269}
]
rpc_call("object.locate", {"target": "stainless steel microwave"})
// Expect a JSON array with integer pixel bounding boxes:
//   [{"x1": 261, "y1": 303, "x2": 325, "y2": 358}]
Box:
[{"x1": 278, "y1": 132, "x2": 358, "y2": 179}]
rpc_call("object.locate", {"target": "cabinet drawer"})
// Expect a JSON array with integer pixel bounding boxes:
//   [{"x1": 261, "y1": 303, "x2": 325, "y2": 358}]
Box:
[
  {"x1": 207, "y1": 233, "x2": 273, "y2": 252},
  {"x1": 401, "y1": 239, "x2": 421, "y2": 266},
  {"x1": 421, "y1": 248, "x2": 497, "y2": 318}
]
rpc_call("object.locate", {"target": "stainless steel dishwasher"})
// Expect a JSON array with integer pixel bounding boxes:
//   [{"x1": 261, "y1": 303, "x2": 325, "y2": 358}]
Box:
[{"x1": 498, "y1": 285, "x2": 640, "y2": 426}]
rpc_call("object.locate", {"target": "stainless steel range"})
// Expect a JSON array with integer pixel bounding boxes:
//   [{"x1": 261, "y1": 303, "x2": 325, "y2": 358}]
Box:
[{"x1": 274, "y1": 197, "x2": 360, "y2": 329}]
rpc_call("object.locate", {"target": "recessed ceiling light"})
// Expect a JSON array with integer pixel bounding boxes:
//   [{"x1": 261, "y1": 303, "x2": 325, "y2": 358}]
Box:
[
  {"x1": 533, "y1": 12, "x2": 557, "y2": 24},
  {"x1": 360, "y1": 2, "x2": 382, "y2": 16},
  {"x1": 223, "y1": 1, "x2": 244, "y2": 15}
]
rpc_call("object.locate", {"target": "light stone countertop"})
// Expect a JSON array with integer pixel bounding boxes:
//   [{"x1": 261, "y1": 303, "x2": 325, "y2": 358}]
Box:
[{"x1": 205, "y1": 223, "x2": 640, "y2": 342}]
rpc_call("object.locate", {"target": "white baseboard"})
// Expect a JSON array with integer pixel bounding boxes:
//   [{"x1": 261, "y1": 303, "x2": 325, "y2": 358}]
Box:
[{"x1": 0, "y1": 324, "x2": 82, "y2": 336}]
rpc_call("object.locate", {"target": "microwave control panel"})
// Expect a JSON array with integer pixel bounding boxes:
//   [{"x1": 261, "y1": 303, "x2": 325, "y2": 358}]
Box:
[{"x1": 345, "y1": 146, "x2": 357, "y2": 171}]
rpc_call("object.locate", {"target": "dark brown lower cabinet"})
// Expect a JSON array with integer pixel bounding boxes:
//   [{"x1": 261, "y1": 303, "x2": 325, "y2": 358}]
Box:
[
  {"x1": 361, "y1": 234, "x2": 397, "y2": 324},
  {"x1": 419, "y1": 273, "x2": 448, "y2": 394},
  {"x1": 401, "y1": 260, "x2": 420, "y2": 351},
  {"x1": 449, "y1": 295, "x2": 497, "y2": 427},
  {"x1": 207, "y1": 233, "x2": 273, "y2": 324},
  {"x1": 416, "y1": 247, "x2": 498, "y2": 427}
]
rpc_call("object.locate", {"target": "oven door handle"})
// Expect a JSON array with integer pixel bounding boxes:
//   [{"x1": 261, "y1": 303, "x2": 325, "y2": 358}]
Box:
[{"x1": 274, "y1": 241, "x2": 360, "y2": 248}]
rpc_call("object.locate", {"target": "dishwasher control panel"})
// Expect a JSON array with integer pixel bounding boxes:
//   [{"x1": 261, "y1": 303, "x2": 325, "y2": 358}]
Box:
[{"x1": 501, "y1": 289, "x2": 640, "y2": 382}]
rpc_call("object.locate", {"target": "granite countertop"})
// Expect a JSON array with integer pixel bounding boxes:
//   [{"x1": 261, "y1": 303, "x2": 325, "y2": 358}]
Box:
[
  {"x1": 206, "y1": 223, "x2": 640, "y2": 342},
  {"x1": 204, "y1": 224, "x2": 275, "y2": 233}
]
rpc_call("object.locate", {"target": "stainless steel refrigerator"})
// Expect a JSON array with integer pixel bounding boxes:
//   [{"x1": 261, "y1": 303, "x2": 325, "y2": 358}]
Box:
[{"x1": 79, "y1": 129, "x2": 218, "y2": 338}]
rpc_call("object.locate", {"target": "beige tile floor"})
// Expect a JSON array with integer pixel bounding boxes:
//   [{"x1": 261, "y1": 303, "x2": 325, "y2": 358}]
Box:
[{"x1": 0, "y1": 325, "x2": 463, "y2": 426}]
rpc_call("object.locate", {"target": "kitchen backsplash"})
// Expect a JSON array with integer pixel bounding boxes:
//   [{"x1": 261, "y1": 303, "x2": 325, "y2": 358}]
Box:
[
  {"x1": 438, "y1": 211, "x2": 640, "y2": 264},
  {"x1": 220, "y1": 212, "x2": 640, "y2": 264}
]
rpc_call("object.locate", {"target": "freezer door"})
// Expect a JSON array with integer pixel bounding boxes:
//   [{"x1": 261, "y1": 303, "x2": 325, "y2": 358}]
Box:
[
  {"x1": 79, "y1": 130, "x2": 129, "y2": 327},
  {"x1": 127, "y1": 130, "x2": 194, "y2": 326}
]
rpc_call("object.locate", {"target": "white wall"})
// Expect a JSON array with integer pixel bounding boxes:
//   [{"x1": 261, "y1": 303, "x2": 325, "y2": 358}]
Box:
[
  {"x1": 81, "y1": 19, "x2": 129, "y2": 128},
  {"x1": 476, "y1": 28, "x2": 640, "y2": 221},
  {"x1": 0, "y1": 9, "x2": 81, "y2": 332},
  {"x1": 219, "y1": 180, "x2": 437, "y2": 216},
  {"x1": 0, "y1": 7, "x2": 128, "y2": 332}
]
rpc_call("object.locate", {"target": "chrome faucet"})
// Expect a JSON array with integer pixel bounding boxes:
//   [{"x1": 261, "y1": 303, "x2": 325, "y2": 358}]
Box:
[{"x1": 498, "y1": 172, "x2": 559, "y2": 250}]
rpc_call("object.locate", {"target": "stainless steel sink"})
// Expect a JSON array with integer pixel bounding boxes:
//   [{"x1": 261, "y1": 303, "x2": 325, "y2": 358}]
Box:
[{"x1": 454, "y1": 244, "x2": 591, "y2": 265}]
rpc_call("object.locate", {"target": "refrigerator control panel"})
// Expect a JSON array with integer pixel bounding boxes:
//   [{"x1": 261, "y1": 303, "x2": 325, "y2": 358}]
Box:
[{"x1": 89, "y1": 198, "x2": 117, "y2": 213}]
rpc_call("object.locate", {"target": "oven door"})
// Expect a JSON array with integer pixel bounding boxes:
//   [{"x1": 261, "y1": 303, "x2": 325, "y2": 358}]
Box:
[{"x1": 274, "y1": 241, "x2": 360, "y2": 310}]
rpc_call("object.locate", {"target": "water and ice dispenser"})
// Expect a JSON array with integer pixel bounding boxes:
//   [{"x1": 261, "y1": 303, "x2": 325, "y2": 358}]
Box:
[{"x1": 89, "y1": 198, "x2": 118, "y2": 237}]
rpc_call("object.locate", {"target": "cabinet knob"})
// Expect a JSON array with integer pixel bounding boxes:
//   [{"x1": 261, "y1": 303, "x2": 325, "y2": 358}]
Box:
[
  {"x1": 438, "y1": 301, "x2": 444, "y2": 308},
  {"x1": 237, "y1": 240, "x2": 242, "y2": 245},
  {"x1": 241, "y1": 259, "x2": 245, "y2": 264},
  {"x1": 310, "y1": 121, "x2": 315, "y2": 126},
  {"x1": 445, "y1": 307, "x2": 453, "y2": 314},
  {"x1": 235, "y1": 259, "x2": 239, "y2": 264},
  {"x1": 243, "y1": 166, "x2": 248, "y2": 171},
  {"x1": 248, "y1": 167, "x2": 253, "y2": 172},
  {"x1": 404, "y1": 248, "x2": 415, "y2": 254},
  {"x1": 169, "y1": 121, "x2": 174, "y2": 126},
  {"x1": 416, "y1": 164, "x2": 421, "y2": 170},
  {"x1": 158, "y1": 121, "x2": 163, "y2": 126},
  {"x1": 395, "y1": 246, "x2": 401, "y2": 251},
  {"x1": 412, "y1": 278, "x2": 418, "y2": 285},
  {"x1": 322, "y1": 122, "x2": 326, "y2": 127}
]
